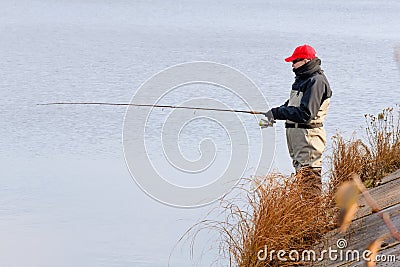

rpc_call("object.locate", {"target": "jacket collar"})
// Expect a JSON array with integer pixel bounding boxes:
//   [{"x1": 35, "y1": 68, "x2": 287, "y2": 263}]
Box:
[{"x1": 293, "y1": 58, "x2": 322, "y2": 78}]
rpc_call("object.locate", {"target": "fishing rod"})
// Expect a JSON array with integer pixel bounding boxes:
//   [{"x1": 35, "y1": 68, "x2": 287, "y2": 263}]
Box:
[
  {"x1": 38, "y1": 102, "x2": 275, "y2": 127},
  {"x1": 38, "y1": 102, "x2": 269, "y2": 115}
]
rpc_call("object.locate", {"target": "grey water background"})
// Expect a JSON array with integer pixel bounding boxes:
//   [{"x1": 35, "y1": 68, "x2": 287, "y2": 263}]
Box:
[{"x1": 1, "y1": 0, "x2": 399, "y2": 266}]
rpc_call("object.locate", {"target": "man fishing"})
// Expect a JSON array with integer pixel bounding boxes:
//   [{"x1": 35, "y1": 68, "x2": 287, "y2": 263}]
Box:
[
  {"x1": 41, "y1": 48, "x2": 331, "y2": 196},
  {"x1": 264, "y1": 44, "x2": 332, "y2": 195}
]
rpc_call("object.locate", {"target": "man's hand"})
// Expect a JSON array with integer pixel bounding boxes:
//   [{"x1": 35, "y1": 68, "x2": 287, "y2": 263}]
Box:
[
  {"x1": 259, "y1": 110, "x2": 276, "y2": 128},
  {"x1": 265, "y1": 110, "x2": 276, "y2": 124}
]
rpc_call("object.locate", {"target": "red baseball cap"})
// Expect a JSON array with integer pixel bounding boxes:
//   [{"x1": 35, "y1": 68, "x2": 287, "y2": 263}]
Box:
[{"x1": 285, "y1": 44, "x2": 317, "y2": 62}]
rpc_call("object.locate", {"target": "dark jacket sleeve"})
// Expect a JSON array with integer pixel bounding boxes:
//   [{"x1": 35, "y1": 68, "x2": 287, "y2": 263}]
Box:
[
  {"x1": 271, "y1": 77, "x2": 326, "y2": 123},
  {"x1": 270, "y1": 100, "x2": 289, "y2": 118}
]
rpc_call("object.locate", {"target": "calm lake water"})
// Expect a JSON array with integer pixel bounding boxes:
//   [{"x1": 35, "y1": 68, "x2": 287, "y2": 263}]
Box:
[{"x1": 1, "y1": 0, "x2": 399, "y2": 266}]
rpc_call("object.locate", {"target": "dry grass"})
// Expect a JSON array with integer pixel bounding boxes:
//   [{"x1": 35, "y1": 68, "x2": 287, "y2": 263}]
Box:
[
  {"x1": 184, "y1": 106, "x2": 399, "y2": 266},
  {"x1": 185, "y1": 170, "x2": 336, "y2": 267},
  {"x1": 233, "y1": 171, "x2": 333, "y2": 267},
  {"x1": 329, "y1": 106, "x2": 400, "y2": 188},
  {"x1": 328, "y1": 135, "x2": 371, "y2": 190}
]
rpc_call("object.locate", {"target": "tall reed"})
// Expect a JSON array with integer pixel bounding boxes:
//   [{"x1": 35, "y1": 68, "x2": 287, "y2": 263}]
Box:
[
  {"x1": 185, "y1": 106, "x2": 399, "y2": 266},
  {"x1": 185, "y1": 171, "x2": 334, "y2": 266},
  {"x1": 330, "y1": 106, "x2": 400, "y2": 187}
]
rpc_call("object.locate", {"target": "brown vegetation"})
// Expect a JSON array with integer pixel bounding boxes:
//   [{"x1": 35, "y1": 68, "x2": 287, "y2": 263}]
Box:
[
  {"x1": 185, "y1": 170, "x2": 335, "y2": 267},
  {"x1": 186, "y1": 106, "x2": 400, "y2": 266},
  {"x1": 330, "y1": 106, "x2": 400, "y2": 188},
  {"x1": 221, "y1": 171, "x2": 333, "y2": 266}
]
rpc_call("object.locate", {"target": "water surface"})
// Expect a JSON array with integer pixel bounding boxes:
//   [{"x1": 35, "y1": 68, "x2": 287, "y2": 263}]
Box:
[{"x1": 1, "y1": 1, "x2": 399, "y2": 266}]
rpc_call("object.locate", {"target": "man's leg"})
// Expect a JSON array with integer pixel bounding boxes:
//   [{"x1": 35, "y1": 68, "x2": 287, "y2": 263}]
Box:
[
  {"x1": 287, "y1": 127, "x2": 326, "y2": 197},
  {"x1": 286, "y1": 128, "x2": 309, "y2": 173},
  {"x1": 305, "y1": 127, "x2": 326, "y2": 196},
  {"x1": 306, "y1": 127, "x2": 326, "y2": 171}
]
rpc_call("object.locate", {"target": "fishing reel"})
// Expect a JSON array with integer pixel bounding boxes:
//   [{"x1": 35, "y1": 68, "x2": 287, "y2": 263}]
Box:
[{"x1": 259, "y1": 118, "x2": 275, "y2": 128}]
